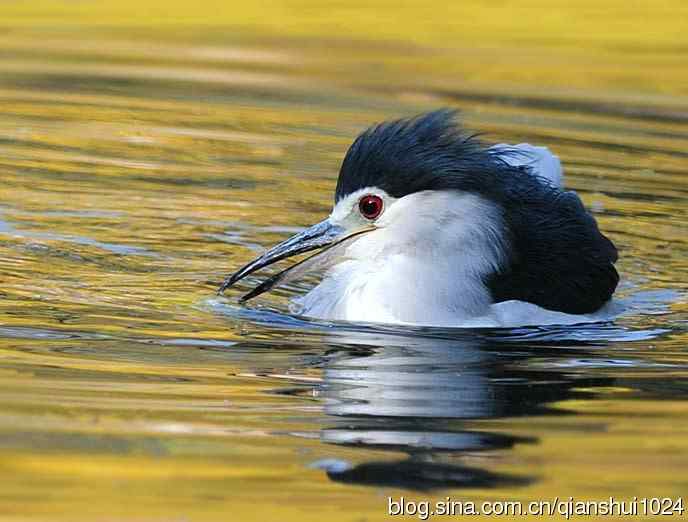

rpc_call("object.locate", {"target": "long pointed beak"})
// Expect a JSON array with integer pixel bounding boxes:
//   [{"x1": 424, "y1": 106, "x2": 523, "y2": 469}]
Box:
[{"x1": 217, "y1": 219, "x2": 369, "y2": 297}]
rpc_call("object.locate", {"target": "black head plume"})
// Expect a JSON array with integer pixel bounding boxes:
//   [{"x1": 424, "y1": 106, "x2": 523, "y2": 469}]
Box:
[{"x1": 336, "y1": 109, "x2": 505, "y2": 201}]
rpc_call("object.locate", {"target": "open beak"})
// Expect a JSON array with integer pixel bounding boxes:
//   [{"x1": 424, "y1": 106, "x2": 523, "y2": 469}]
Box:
[{"x1": 217, "y1": 219, "x2": 372, "y2": 301}]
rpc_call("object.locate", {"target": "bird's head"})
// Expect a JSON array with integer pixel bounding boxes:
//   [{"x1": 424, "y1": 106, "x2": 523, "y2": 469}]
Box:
[
  {"x1": 219, "y1": 109, "x2": 617, "y2": 315},
  {"x1": 218, "y1": 109, "x2": 502, "y2": 300}
]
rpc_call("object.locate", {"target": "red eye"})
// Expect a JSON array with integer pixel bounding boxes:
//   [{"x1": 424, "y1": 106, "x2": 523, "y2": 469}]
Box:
[{"x1": 358, "y1": 194, "x2": 383, "y2": 220}]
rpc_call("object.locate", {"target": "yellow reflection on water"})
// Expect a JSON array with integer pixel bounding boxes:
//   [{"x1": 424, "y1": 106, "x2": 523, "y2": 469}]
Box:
[{"x1": 0, "y1": 2, "x2": 686, "y2": 521}]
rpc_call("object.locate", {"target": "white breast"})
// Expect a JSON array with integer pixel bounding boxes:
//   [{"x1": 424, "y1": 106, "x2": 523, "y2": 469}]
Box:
[{"x1": 292, "y1": 191, "x2": 508, "y2": 325}]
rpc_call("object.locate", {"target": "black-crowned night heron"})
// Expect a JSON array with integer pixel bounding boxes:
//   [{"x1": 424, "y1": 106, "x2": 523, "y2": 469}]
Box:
[{"x1": 218, "y1": 110, "x2": 618, "y2": 327}]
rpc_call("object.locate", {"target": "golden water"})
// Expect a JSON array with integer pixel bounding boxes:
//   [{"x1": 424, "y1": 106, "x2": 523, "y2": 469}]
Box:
[{"x1": 0, "y1": 2, "x2": 687, "y2": 521}]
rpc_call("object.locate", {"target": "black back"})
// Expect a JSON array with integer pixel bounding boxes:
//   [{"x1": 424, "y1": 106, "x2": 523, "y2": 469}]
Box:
[{"x1": 336, "y1": 110, "x2": 618, "y2": 314}]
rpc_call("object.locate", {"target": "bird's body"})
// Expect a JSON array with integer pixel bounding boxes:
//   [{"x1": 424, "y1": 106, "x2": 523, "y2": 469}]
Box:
[{"x1": 219, "y1": 110, "x2": 619, "y2": 327}]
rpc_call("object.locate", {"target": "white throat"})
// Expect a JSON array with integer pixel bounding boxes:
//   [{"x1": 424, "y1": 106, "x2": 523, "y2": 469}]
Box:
[{"x1": 292, "y1": 191, "x2": 507, "y2": 326}]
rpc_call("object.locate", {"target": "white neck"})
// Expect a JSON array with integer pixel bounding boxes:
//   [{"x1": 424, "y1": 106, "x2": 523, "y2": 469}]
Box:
[{"x1": 292, "y1": 191, "x2": 507, "y2": 326}]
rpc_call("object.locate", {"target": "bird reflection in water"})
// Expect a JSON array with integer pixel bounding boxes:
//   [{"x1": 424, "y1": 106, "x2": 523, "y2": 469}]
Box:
[{"x1": 304, "y1": 330, "x2": 612, "y2": 491}]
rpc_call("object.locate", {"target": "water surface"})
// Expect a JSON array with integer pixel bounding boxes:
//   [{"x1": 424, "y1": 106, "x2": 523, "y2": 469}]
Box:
[{"x1": 0, "y1": 3, "x2": 687, "y2": 521}]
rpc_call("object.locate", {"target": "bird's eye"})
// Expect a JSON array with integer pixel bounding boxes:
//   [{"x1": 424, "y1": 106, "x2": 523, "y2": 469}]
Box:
[{"x1": 358, "y1": 194, "x2": 383, "y2": 220}]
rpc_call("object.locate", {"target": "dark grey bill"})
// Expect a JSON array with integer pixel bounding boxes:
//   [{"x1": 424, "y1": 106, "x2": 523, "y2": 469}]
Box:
[
  {"x1": 238, "y1": 230, "x2": 366, "y2": 302},
  {"x1": 217, "y1": 219, "x2": 370, "y2": 296}
]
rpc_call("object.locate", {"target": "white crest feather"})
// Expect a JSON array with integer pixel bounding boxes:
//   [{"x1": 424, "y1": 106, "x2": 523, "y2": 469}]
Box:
[{"x1": 490, "y1": 143, "x2": 563, "y2": 188}]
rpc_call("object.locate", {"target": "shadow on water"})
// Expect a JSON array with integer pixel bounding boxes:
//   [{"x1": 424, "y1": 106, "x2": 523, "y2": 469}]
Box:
[
  {"x1": 312, "y1": 335, "x2": 613, "y2": 491},
  {"x1": 209, "y1": 301, "x2": 669, "y2": 491}
]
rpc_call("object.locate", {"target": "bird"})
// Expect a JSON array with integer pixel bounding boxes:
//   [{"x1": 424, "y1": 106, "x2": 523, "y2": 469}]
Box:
[{"x1": 218, "y1": 109, "x2": 619, "y2": 327}]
